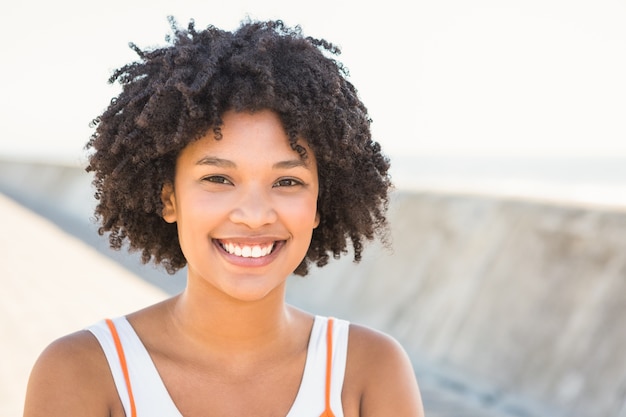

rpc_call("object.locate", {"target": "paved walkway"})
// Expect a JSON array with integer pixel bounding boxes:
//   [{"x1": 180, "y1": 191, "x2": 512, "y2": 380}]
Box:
[
  {"x1": 0, "y1": 193, "x2": 168, "y2": 417},
  {"x1": 0, "y1": 192, "x2": 522, "y2": 417}
]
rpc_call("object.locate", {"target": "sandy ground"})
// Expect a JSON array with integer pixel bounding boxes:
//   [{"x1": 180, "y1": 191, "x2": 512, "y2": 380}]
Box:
[{"x1": 0, "y1": 193, "x2": 168, "y2": 417}]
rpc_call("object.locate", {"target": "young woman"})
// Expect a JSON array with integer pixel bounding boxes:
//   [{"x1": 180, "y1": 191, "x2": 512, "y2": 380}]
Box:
[{"x1": 23, "y1": 18, "x2": 424, "y2": 417}]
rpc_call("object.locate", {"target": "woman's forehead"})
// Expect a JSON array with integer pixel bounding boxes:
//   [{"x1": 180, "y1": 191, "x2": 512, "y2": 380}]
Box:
[{"x1": 178, "y1": 110, "x2": 316, "y2": 166}]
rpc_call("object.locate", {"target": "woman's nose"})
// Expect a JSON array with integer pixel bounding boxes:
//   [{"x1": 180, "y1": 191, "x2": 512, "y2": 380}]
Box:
[{"x1": 229, "y1": 186, "x2": 278, "y2": 228}]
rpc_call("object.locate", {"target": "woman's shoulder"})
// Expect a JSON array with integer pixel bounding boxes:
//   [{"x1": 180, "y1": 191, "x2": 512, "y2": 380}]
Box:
[
  {"x1": 344, "y1": 323, "x2": 425, "y2": 416},
  {"x1": 347, "y1": 323, "x2": 409, "y2": 360},
  {"x1": 345, "y1": 323, "x2": 417, "y2": 383},
  {"x1": 23, "y1": 329, "x2": 122, "y2": 417}
]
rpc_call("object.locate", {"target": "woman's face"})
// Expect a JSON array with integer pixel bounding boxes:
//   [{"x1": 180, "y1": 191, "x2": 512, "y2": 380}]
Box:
[{"x1": 161, "y1": 109, "x2": 319, "y2": 302}]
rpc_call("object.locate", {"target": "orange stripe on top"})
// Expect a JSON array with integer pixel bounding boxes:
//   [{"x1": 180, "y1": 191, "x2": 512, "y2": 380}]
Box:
[
  {"x1": 106, "y1": 319, "x2": 137, "y2": 417},
  {"x1": 320, "y1": 317, "x2": 336, "y2": 417}
]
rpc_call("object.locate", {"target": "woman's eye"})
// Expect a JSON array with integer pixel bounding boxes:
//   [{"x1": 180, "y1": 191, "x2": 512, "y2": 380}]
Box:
[
  {"x1": 274, "y1": 178, "x2": 302, "y2": 187},
  {"x1": 203, "y1": 175, "x2": 232, "y2": 185}
]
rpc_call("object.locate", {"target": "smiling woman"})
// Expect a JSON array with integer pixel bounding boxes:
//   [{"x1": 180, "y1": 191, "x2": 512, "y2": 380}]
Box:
[{"x1": 23, "y1": 18, "x2": 424, "y2": 417}]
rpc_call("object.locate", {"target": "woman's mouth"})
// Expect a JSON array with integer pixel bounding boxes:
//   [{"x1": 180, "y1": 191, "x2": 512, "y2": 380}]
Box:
[{"x1": 217, "y1": 241, "x2": 277, "y2": 258}]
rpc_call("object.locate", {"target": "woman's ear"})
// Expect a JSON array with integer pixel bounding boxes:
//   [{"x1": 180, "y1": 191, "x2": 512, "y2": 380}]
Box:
[
  {"x1": 313, "y1": 211, "x2": 320, "y2": 229},
  {"x1": 161, "y1": 182, "x2": 177, "y2": 223}
]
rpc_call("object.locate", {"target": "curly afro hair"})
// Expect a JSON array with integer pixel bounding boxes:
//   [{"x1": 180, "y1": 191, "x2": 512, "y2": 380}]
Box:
[{"x1": 86, "y1": 17, "x2": 392, "y2": 276}]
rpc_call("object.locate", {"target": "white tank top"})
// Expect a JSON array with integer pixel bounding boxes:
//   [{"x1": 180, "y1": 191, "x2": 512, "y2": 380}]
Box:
[{"x1": 87, "y1": 315, "x2": 349, "y2": 416}]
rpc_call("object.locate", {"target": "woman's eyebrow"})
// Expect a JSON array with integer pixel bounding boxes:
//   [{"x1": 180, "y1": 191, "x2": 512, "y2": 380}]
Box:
[
  {"x1": 196, "y1": 156, "x2": 236, "y2": 168},
  {"x1": 195, "y1": 156, "x2": 309, "y2": 170},
  {"x1": 273, "y1": 159, "x2": 309, "y2": 170}
]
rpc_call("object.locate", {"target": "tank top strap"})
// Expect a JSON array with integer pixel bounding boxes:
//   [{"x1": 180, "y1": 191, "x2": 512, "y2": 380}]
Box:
[
  {"x1": 287, "y1": 315, "x2": 350, "y2": 417},
  {"x1": 86, "y1": 317, "x2": 183, "y2": 417},
  {"x1": 105, "y1": 318, "x2": 137, "y2": 417}
]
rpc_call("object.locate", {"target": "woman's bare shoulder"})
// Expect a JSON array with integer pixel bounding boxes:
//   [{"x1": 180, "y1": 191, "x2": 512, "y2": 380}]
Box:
[
  {"x1": 23, "y1": 330, "x2": 121, "y2": 417},
  {"x1": 344, "y1": 323, "x2": 424, "y2": 417}
]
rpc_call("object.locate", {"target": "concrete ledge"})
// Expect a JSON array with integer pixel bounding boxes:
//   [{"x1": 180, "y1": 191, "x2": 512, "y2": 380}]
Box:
[{"x1": 287, "y1": 191, "x2": 626, "y2": 417}]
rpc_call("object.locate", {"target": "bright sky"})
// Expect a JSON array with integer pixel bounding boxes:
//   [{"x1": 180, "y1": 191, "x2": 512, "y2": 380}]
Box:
[{"x1": 2, "y1": 0, "x2": 625, "y2": 164}]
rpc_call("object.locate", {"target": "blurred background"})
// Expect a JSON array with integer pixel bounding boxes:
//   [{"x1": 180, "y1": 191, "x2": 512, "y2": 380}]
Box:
[{"x1": 2, "y1": 1, "x2": 626, "y2": 416}]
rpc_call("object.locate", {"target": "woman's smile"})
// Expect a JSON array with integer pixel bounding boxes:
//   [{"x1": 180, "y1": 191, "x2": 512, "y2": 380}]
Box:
[
  {"x1": 213, "y1": 238, "x2": 287, "y2": 268},
  {"x1": 217, "y1": 240, "x2": 276, "y2": 258}
]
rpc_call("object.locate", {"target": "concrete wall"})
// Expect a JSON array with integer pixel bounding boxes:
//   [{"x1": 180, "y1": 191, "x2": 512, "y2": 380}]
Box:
[
  {"x1": 2, "y1": 160, "x2": 625, "y2": 417},
  {"x1": 287, "y1": 191, "x2": 626, "y2": 417}
]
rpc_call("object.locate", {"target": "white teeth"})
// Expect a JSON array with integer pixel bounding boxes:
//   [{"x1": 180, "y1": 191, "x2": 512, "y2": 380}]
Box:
[
  {"x1": 251, "y1": 246, "x2": 262, "y2": 257},
  {"x1": 221, "y1": 242, "x2": 274, "y2": 258}
]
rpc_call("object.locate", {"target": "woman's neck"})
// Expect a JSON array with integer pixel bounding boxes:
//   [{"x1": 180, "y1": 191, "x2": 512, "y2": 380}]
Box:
[{"x1": 168, "y1": 276, "x2": 296, "y2": 357}]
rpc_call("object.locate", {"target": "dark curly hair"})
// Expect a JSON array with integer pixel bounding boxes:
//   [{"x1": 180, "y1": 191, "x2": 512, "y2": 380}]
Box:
[{"x1": 86, "y1": 17, "x2": 392, "y2": 276}]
